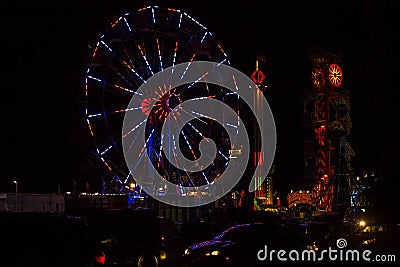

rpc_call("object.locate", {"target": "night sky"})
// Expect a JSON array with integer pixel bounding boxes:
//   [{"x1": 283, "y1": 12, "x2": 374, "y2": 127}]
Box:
[{"x1": 0, "y1": 1, "x2": 393, "y2": 205}]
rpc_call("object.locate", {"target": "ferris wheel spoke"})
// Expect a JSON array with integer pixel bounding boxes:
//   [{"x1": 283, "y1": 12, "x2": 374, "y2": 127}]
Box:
[
  {"x1": 186, "y1": 70, "x2": 210, "y2": 89},
  {"x1": 156, "y1": 37, "x2": 163, "y2": 72},
  {"x1": 178, "y1": 52, "x2": 197, "y2": 80},
  {"x1": 124, "y1": 127, "x2": 156, "y2": 174},
  {"x1": 180, "y1": 130, "x2": 198, "y2": 161},
  {"x1": 186, "y1": 121, "x2": 207, "y2": 139},
  {"x1": 156, "y1": 133, "x2": 165, "y2": 168},
  {"x1": 119, "y1": 60, "x2": 147, "y2": 88},
  {"x1": 111, "y1": 106, "x2": 144, "y2": 115},
  {"x1": 121, "y1": 40, "x2": 151, "y2": 82},
  {"x1": 171, "y1": 102, "x2": 210, "y2": 127},
  {"x1": 182, "y1": 121, "x2": 226, "y2": 168},
  {"x1": 108, "y1": 82, "x2": 141, "y2": 96},
  {"x1": 171, "y1": 134, "x2": 181, "y2": 168},
  {"x1": 218, "y1": 150, "x2": 229, "y2": 161},
  {"x1": 174, "y1": 108, "x2": 231, "y2": 163},
  {"x1": 171, "y1": 41, "x2": 179, "y2": 70},
  {"x1": 123, "y1": 118, "x2": 147, "y2": 139},
  {"x1": 118, "y1": 52, "x2": 148, "y2": 86},
  {"x1": 168, "y1": 108, "x2": 207, "y2": 142},
  {"x1": 231, "y1": 74, "x2": 240, "y2": 97},
  {"x1": 108, "y1": 62, "x2": 140, "y2": 90},
  {"x1": 136, "y1": 43, "x2": 154, "y2": 76},
  {"x1": 190, "y1": 110, "x2": 214, "y2": 122}
]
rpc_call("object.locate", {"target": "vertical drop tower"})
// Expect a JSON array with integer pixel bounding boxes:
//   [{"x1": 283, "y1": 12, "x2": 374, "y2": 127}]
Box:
[{"x1": 304, "y1": 52, "x2": 356, "y2": 213}]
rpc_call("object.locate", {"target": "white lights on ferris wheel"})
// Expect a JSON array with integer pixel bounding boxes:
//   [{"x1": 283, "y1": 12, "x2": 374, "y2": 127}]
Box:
[{"x1": 84, "y1": 6, "x2": 240, "y2": 191}]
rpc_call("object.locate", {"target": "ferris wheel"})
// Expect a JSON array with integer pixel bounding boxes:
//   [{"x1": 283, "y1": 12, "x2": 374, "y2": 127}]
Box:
[{"x1": 84, "y1": 6, "x2": 241, "y2": 194}]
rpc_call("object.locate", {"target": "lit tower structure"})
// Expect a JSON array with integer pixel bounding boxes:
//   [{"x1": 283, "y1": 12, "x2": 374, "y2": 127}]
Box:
[
  {"x1": 250, "y1": 57, "x2": 274, "y2": 210},
  {"x1": 304, "y1": 52, "x2": 356, "y2": 213}
]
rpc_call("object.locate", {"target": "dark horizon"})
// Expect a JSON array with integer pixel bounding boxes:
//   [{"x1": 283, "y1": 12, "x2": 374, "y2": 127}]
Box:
[{"x1": 0, "y1": 1, "x2": 393, "y2": 207}]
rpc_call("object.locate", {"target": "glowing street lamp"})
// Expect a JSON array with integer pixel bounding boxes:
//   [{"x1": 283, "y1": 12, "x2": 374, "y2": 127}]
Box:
[{"x1": 130, "y1": 182, "x2": 136, "y2": 190}]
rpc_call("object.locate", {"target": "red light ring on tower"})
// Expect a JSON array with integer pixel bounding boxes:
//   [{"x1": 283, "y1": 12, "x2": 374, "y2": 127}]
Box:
[{"x1": 328, "y1": 63, "x2": 343, "y2": 87}]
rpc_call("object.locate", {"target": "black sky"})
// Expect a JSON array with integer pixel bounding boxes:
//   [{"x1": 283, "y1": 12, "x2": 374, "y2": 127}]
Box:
[{"x1": 0, "y1": 1, "x2": 393, "y2": 202}]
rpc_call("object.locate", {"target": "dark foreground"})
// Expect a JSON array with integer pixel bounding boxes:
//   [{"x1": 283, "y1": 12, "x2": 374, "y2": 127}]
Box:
[{"x1": 1, "y1": 206, "x2": 399, "y2": 267}]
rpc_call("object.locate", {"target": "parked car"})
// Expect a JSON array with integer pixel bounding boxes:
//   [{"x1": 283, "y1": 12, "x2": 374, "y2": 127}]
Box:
[
  {"x1": 182, "y1": 222, "x2": 315, "y2": 267},
  {"x1": 155, "y1": 216, "x2": 184, "y2": 266},
  {"x1": 156, "y1": 216, "x2": 181, "y2": 241},
  {"x1": 80, "y1": 208, "x2": 165, "y2": 267},
  {"x1": 0, "y1": 211, "x2": 104, "y2": 267}
]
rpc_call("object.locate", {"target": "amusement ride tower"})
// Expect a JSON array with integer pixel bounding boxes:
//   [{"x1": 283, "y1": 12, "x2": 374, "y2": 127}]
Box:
[
  {"x1": 250, "y1": 57, "x2": 275, "y2": 210},
  {"x1": 304, "y1": 52, "x2": 357, "y2": 213}
]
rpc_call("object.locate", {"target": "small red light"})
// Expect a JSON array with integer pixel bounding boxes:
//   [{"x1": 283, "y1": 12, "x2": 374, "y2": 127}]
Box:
[{"x1": 95, "y1": 254, "x2": 106, "y2": 265}]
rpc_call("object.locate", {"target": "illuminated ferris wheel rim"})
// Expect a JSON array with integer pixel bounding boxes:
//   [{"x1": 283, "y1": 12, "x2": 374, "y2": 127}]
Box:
[
  {"x1": 85, "y1": 5, "x2": 231, "y2": 115},
  {"x1": 83, "y1": 5, "x2": 239, "y2": 191}
]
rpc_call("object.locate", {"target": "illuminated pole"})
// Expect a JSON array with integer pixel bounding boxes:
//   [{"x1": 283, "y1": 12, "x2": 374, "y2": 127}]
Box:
[
  {"x1": 13, "y1": 180, "x2": 18, "y2": 212},
  {"x1": 250, "y1": 57, "x2": 267, "y2": 209}
]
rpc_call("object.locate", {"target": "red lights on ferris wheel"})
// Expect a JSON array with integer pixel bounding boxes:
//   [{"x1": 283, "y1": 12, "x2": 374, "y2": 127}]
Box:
[{"x1": 84, "y1": 5, "x2": 237, "y2": 191}]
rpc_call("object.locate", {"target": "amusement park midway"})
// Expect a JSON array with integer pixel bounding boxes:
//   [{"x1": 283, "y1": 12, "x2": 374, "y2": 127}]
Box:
[
  {"x1": 1, "y1": 0, "x2": 391, "y2": 203},
  {"x1": 0, "y1": 0, "x2": 395, "y2": 266}
]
